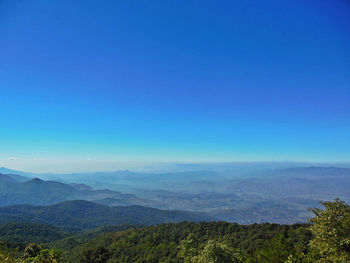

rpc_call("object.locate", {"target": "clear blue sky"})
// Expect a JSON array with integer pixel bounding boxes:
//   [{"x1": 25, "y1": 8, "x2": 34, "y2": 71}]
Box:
[{"x1": 0, "y1": 0, "x2": 349, "y2": 172}]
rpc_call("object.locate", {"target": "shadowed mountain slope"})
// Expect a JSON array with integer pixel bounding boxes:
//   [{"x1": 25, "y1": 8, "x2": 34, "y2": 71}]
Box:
[{"x1": 0, "y1": 200, "x2": 211, "y2": 230}]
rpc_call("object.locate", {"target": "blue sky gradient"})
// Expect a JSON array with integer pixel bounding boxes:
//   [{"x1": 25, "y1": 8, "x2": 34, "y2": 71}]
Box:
[{"x1": 0, "y1": 0, "x2": 349, "y2": 172}]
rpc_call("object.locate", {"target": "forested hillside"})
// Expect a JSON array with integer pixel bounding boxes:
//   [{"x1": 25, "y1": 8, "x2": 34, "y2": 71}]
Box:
[
  {"x1": 0, "y1": 199, "x2": 349, "y2": 262},
  {"x1": 0, "y1": 222, "x2": 68, "y2": 245},
  {"x1": 0, "y1": 200, "x2": 210, "y2": 230},
  {"x1": 70, "y1": 222, "x2": 310, "y2": 263}
]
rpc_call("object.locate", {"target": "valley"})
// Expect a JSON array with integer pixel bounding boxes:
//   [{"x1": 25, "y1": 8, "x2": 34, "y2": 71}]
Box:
[{"x1": 1, "y1": 164, "x2": 349, "y2": 224}]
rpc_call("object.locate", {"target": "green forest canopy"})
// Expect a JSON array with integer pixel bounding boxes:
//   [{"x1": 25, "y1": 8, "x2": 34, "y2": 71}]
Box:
[{"x1": 0, "y1": 199, "x2": 349, "y2": 263}]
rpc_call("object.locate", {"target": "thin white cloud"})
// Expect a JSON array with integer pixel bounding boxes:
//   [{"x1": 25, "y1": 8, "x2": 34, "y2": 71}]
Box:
[
  {"x1": 8, "y1": 157, "x2": 18, "y2": 161},
  {"x1": 33, "y1": 157, "x2": 45, "y2": 161}
]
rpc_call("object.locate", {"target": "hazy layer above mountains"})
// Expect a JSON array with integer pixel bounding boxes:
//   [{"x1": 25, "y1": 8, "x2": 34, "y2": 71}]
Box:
[
  {"x1": 2, "y1": 161, "x2": 350, "y2": 179},
  {"x1": 0, "y1": 162, "x2": 349, "y2": 224}
]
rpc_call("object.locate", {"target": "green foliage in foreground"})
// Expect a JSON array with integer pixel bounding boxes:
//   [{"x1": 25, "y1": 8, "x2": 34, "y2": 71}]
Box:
[
  {"x1": 0, "y1": 199, "x2": 349, "y2": 262},
  {"x1": 51, "y1": 225, "x2": 141, "y2": 251},
  {"x1": 308, "y1": 198, "x2": 350, "y2": 263},
  {"x1": 180, "y1": 234, "x2": 243, "y2": 263},
  {"x1": 71, "y1": 222, "x2": 310, "y2": 263},
  {"x1": 0, "y1": 222, "x2": 69, "y2": 246},
  {"x1": 70, "y1": 199, "x2": 350, "y2": 263},
  {"x1": 0, "y1": 242, "x2": 64, "y2": 263}
]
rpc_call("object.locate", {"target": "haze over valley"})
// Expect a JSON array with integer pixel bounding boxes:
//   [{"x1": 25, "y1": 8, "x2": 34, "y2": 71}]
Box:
[
  {"x1": 1, "y1": 0, "x2": 349, "y2": 262},
  {"x1": 1, "y1": 163, "x2": 349, "y2": 224}
]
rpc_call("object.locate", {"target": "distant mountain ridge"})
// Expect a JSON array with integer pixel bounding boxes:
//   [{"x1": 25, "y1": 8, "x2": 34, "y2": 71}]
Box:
[
  {"x1": 0, "y1": 173, "x2": 147, "y2": 207},
  {"x1": 0, "y1": 167, "x2": 33, "y2": 177},
  {"x1": 0, "y1": 172, "x2": 31, "y2": 183},
  {"x1": 0, "y1": 173, "x2": 17, "y2": 183},
  {"x1": 1, "y1": 165, "x2": 350, "y2": 224}
]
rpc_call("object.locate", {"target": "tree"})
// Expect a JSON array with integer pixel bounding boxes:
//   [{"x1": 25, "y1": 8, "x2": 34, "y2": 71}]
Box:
[
  {"x1": 308, "y1": 198, "x2": 350, "y2": 263},
  {"x1": 256, "y1": 233, "x2": 293, "y2": 263},
  {"x1": 80, "y1": 245, "x2": 110, "y2": 263},
  {"x1": 180, "y1": 234, "x2": 243, "y2": 263},
  {"x1": 0, "y1": 241, "x2": 18, "y2": 263},
  {"x1": 22, "y1": 243, "x2": 65, "y2": 263},
  {"x1": 193, "y1": 240, "x2": 243, "y2": 263},
  {"x1": 179, "y1": 233, "x2": 200, "y2": 263}
]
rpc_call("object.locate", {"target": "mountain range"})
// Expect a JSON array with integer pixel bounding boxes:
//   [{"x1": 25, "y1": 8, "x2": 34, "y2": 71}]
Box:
[
  {"x1": 0, "y1": 165, "x2": 349, "y2": 224},
  {"x1": 0, "y1": 200, "x2": 211, "y2": 230},
  {"x1": 0, "y1": 173, "x2": 147, "y2": 207}
]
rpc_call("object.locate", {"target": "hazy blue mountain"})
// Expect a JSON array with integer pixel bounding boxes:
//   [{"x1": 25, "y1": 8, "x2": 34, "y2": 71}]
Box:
[
  {"x1": 0, "y1": 176, "x2": 147, "y2": 207},
  {"x1": 0, "y1": 173, "x2": 17, "y2": 183},
  {"x1": 0, "y1": 167, "x2": 34, "y2": 177},
  {"x1": 69, "y1": 183, "x2": 93, "y2": 191},
  {"x1": 7, "y1": 173, "x2": 32, "y2": 182},
  {"x1": 223, "y1": 167, "x2": 350, "y2": 197},
  {"x1": 35, "y1": 170, "x2": 222, "y2": 192},
  {"x1": 1, "y1": 165, "x2": 349, "y2": 224}
]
